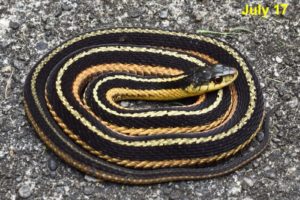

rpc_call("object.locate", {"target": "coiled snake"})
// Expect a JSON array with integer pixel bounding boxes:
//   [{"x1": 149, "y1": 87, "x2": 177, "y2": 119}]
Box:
[{"x1": 24, "y1": 28, "x2": 268, "y2": 184}]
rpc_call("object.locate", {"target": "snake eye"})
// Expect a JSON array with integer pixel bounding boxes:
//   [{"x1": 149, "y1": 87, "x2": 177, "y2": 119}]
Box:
[{"x1": 213, "y1": 77, "x2": 223, "y2": 84}]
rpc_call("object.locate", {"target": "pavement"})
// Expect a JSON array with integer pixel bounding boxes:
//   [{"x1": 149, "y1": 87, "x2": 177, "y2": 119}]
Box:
[{"x1": 0, "y1": 0, "x2": 299, "y2": 199}]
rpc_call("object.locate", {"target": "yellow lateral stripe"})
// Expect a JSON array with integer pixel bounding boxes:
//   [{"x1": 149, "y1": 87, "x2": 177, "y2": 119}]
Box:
[
  {"x1": 45, "y1": 97, "x2": 262, "y2": 169},
  {"x1": 101, "y1": 85, "x2": 237, "y2": 136},
  {"x1": 72, "y1": 63, "x2": 183, "y2": 106},
  {"x1": 25, "y1": 100, "x2": 266, "y2": 184},
  {"x1": 91, "y1": 75, "x2": 223, "y2": 117},
  {"x1": 104, "y1": 88, "x2": 204, "y2": 110}
]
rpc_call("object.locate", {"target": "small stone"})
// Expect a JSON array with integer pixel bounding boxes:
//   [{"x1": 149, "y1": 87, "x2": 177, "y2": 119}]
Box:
[
  {"x1": 83, "y1": 186, "x2": 94, "y2": 195},
  {"x1": 249, "y1": 146, "x2": 256, "y2": 152},
  {"x1": 48, "y1": 158, "x2": 58, "y2": 171},
  {"x1": 267, "y1": 172, "x2": 276, "y2": 179},
  {"x1": 194, "y1": 10, "x2": 208, "y2": 22},
  {"x1": 35, "y1": 41, "x2": 48, "y2": 50},
  {"x1": 0, "y1": 18, "x2": 9, "y2": 32},
  {"x1": 177, "y1": 16, "x2": 190, "y2": 25},
  {"x1": 275, "y1": 110, "x2": 283, "y2": 118},
  {"x1": 120, "y1": 101, "x2": 130, "y2": 107},
  {"x1": 0, "y1": 40, "x2": 11, "y2": 50},
  {"x1": 228, "y1": 184, "x2": 241, "y2": 196},
  {"x1": 0, "y1": 150, "x2": 6, "y2": 159},
  {"x1": 291, "y1": 152, "x2": 298, "y2": 157},
  {"x1": 49, "y1": 171, "x2": 56, "y2": 178},
  {"x1": 256, "y1": 132, "x2": 264, "y2": 142},
  {"x1": 0, "y1": 118, "x2": 5, "y2": 131},
  {"x1": 54, "y1": 7, "x2": 62, "y2": 17},
  {"x1": 243, "y1": 177, "x2": 255, "y2": 187},
  {"x1": 161, "y1": 20, "x2": 170, "y2": 27},
  {"x1": 9, "y1": 21, "x2": 20, "y2": 30},
  {"x1": 18, "y1": 184, "x2": 32, "y2": 198},
  {"x1": 239, "y1": 35, "x2": 248, "y2": 43},
  {"x1": 13, "y1": 59, "x2": 24, "y2": 69},
  {"x1": 286, "y1": 167, "x2": 296, "y2": 175},
  {"x1": 62, "y1": 3, "x2": 73, "y2": 11},
  {"x1": 282, "y1": 93, "x2": 291, "y2": 101},
  {"x1": 30, "y1": 168, "x2": 39, "y2": 179},
  {"x1": 265, "y1": 168, "x2": 276, "y2": 179},
  {"x1": 16, "y1": 176, "x2": 22, "y2": 182},
  {"x1": 129, "y1": 9, "x2": 141, "y2": 18},
  {"x1": 275, "y1": 56, "x2": 283, "y2": 63},
  {"x1": 278, "y1": 88, "x2": 284, "y2": 97},
  {"x1": 1, "y1": 65, "x2": 13, "y2": 73},
  {"x1": 272, "y1": 137, "x2": 281, "y2": 143},
  {"x1": 169, "y1": 190, "x2": 182, "y2": 200},
  {"x1": 288, "y1": 97, "x2": 298, "y2": 107},
  {"x1": 159, "y1": 9, "x2": 168, "y2": 19},
  {"x1": 277, "y1": 132, "x2": 284, "y2": 138},
  {"x1": 84, "y1": 175, "x2": 99, "y2": 182}
]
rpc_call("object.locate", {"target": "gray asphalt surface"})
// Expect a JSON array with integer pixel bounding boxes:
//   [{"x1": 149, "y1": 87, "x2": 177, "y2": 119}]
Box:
[{"x1": 0, "y1": 0, "x2": 299, "y2": 199}]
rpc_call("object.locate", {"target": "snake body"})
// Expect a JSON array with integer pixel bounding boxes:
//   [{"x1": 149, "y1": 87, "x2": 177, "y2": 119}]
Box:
[{"x1": 24, "y1": 28, "x2": 266, "y2": 184}]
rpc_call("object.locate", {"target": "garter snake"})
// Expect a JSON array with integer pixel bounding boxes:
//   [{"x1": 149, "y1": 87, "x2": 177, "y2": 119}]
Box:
[{"x1": 24, "y1": 28, "x2": 267, "y2": 184}]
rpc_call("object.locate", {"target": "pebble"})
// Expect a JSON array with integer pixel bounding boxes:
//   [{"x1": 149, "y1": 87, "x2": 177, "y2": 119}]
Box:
[
  {"x1": 120, "y1": 101, "x2": 130, "y2": 108},
  {"x1": 277, "y1": 132, "x2": 284, "y2": 138},
  {"x1": 129, "y1": 9, "x2": 141, "y2": 18},
  {"x1": 159, "y1": 9, "x2": 168, "y2": 19},
  {"x1": 228, "y1": 184, "x2": 241, "y2": 196},
  {"x1": 161, "y1": 20, "x2": 170, "y2": 27},
  {"x1": 0, "y1": 150, "x2": 6, "y2": 159},
  {"x1": 286, "y1": 167, "x2": 296, "y2": 175},
  {"x1": 62, "y1": 3, "x2": 73, "y2": 11},
  {"x1": 277, "y1": 87, "x2": 284, "y2": 97},
  {"x1": 0, "y1": 18, "x2": 9, "y2": 34},
  {"x1": 275, "y1": 110, "x2": 283, "y2": 118},
  {"x1": 16, "y1": 176, "x2": 23, "y2": 182},
  {"x1": 13, "y1": 59, "x2": 24, "y2": 69},
  {"x1": 288, "y1": 97, "x2": 298, "y2": 107},
  {"x1": 9, "y1": 21, "x2": 20, "y2": 30},
  {"x1": 0, "y1": 40, "x2": 11, "y2": 50},
  {"x1": 1, "y1": 65, "x2": 13, "y2": 73},
  {"x1": 54, "y1": 7, "x2": 62, "y2": 17},
  {"x1": 18, "y1": 184, "x2": 32, "y2": 198},
  {"x1": 35, "y1": 41, "x2": 48, "y2": 50},
  {"x1": 193, "y1": 11, "x2": 207, "y2": 22},
  {"x1": 84, "y1": 175, "x2": 99, "y2": 182},
  {"x1": 48, "y1": 158, "x2": 58, "y2": 171},
  {"x1": 83, "y1": 186, "x2": 94, "y2": 195},
  {"x1": 275, "y1": 56, "x2": 283, "y2": 63},
  {"x1": 272, "y1": 137, "x2": 281, "y2": 144},
  {"x1": 256, "y1": 132, "x2": 264, "y2": 142},
  {"x1": 267, "y1": 172, "x2": 277, "y2": 179},
  {"x1": 0, "y1": 116, "x2": 3, "y2": 127},
  {"x1": 243, "y1": 177, "x2": 255, "y2": 187},
  {"x1": 49, "y1": 171, "x2": 56, "y2": 178},
  {"x1": 169, "y1": 190, "x2": 182, "y2": 200}
]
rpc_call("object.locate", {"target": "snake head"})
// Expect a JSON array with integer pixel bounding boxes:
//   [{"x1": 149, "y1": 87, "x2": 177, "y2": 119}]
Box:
[{"x1": 185, "y1": 64, "x2": 238, "y2": 94}]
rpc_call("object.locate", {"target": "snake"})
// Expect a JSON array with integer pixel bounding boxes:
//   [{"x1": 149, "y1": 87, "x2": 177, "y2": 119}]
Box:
[{"x1": 23, "y1": 28, "x2": 268, "y2": 184}]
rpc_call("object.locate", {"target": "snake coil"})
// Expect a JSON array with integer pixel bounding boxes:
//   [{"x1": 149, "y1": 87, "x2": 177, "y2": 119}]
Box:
[{"x1": 24, "y1": 28, "x2": 267, "y2": 184}]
